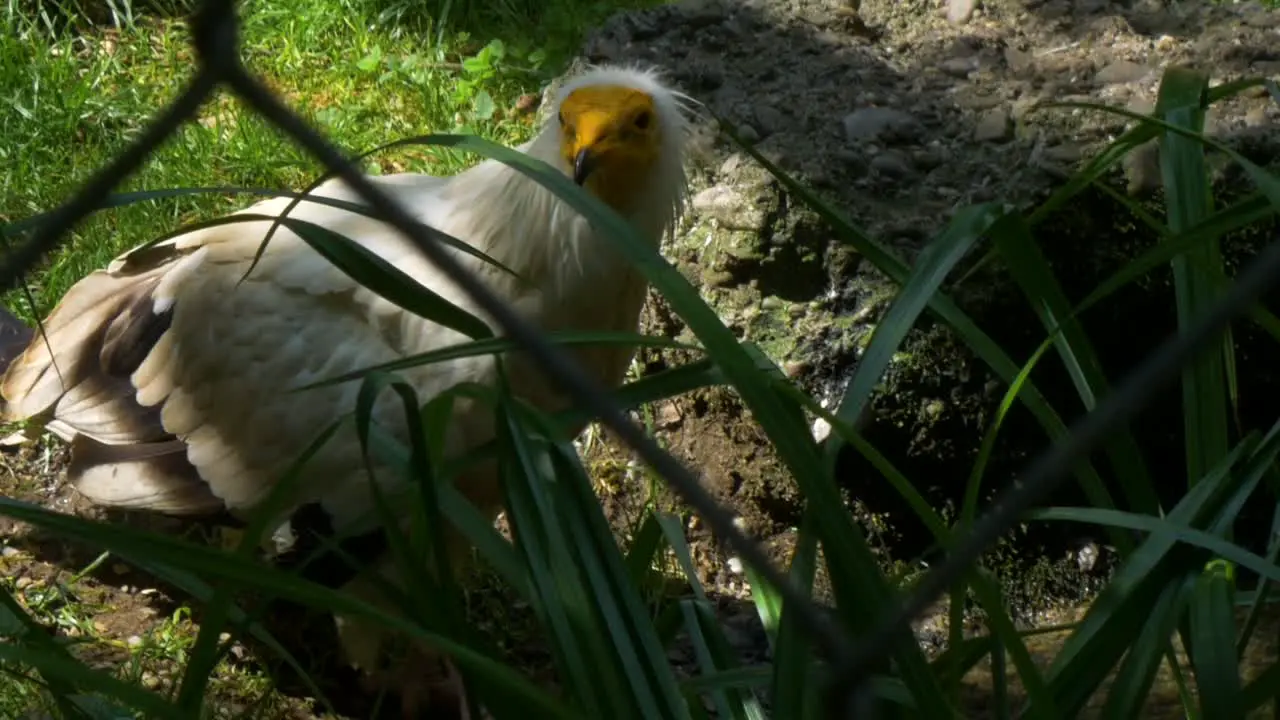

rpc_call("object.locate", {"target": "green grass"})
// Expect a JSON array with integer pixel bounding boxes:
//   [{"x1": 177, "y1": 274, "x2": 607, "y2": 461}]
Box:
[
  {"x1": 5, "y1": 0, "x2": 1280, "y2": 719},
  {"x1": 0, "y1": 0, "x2": 655, "y2": 319}
]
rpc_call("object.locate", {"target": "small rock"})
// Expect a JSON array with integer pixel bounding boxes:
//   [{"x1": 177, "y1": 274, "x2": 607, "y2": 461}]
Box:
[
  {"x1": 1243, "y1": 4, "x2": 1280, "y2": 29},
  {"x1": 1126, "y1": 94, "x2": 1155, "y2": 118},
  {"x1": 1, "y1": 546, "x2": 19, "y2": 558},
  {"x1": 582, "y1": 37, "x2": 621, "y2": 62},
  {"x1": 939, "y1": 56, "x2": 979, "y2": 78},
  {"x1": 1075, "y1": 542, "x2": 1100, "y2": 572},
  {"x1": 656, "y1": 402, "x2": 682, "y2": 429},
  {"x1": 703, "y1": 269, "x2": 736, "y2": 288},
  {"x1": 811, "y1": 416, "x2": 832, "y2": 443},
  {"x1": 1003, "y1": 47, "x2": 1034, "y2": 74},
  {"x1": 1095, "y1": 60, "x2": 1152, "y2": 85},
  {"x1": 973, "y1": 107, "x2": 1012, "y2": 142},
  {"x1": 126, "y1": 635, "x2": 143, "y2": 648},
  {"x1": 737, "y1": 123, "x2": 761, "y2": 144},
  {"x1": 14, "y1": 576, "x2": 32, "y2": 590},
  {"x1": 1124, "y1": 140, "x2": 1162, "y2": 196},
  {"x1": 677, "y1": 0, "x2": 727, "y2": 27},
  {"x1": 1253, "y1": 61, "x2": 1280, "y2": 77},
  {"x1": 783, "y1": 360, "x2": 809, "y2": 377},
  {"x1": 947, "y1": 0, "x2": 977, "y2": 24},
  {"x1": 911, "y1": 148, "x2": 946, "y2": 171},
  {"x1": 869, "y1": 150, "x2": 916, "y2": 179},
  {"x1": 842, "y1": 107, "x2": 924, "y2": 145},
  {"x1": 834, "y1": 149, "x2": 868, "y2": 175},
  {"x1": 954, "y1": 87, "x2": 1005, "y2": 110},
  {"x1": 753, "y1": 105, "x2": 786, "y2": 137},
  {"x1": 718, "y1": 153, "x2": 743, "y2": 177},
  {"x1": 692, "y1": 185, "x2": 764, "y2": 231},
  {"x1": 1042, "y1": 143, "x2": 1084, "y2": 163}
]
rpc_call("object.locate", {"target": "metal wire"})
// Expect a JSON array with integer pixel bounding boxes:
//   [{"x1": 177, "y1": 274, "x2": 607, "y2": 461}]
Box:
[
  {"x1": 6, "y1": 0, "x2": 1275, "y2": 717},
  {"x1": 3, "y1": 0, "x2": 860, "y2": 703}
]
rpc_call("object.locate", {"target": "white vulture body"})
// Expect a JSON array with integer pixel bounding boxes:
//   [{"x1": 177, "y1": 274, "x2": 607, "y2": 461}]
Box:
[{"x1": 0, "y1": 64, "x2": 691, "y2": 714}]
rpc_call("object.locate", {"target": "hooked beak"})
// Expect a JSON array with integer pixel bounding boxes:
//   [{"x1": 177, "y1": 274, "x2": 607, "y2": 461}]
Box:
[{"x1": 573, "y1": 148, "x2": 595, "y2": 186}]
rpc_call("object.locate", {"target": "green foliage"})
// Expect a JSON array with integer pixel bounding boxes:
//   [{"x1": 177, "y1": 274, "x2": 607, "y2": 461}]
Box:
[{"x1": 3, "y1": 0, "x2": 1280, "y2": 716}]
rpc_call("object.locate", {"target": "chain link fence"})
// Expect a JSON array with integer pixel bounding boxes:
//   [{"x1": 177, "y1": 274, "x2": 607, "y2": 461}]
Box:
[{"x1": 4, "y1": 0, "x2": 1277, "y2": 716}]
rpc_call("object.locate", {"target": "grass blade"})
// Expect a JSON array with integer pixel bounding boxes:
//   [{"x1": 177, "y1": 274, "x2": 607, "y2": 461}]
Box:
[{"x1": 1189, "y1": 560, "x2": 1243, "y2": 719}]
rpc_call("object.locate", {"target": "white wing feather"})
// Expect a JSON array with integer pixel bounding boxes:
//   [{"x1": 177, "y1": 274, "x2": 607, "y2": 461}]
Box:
[
  {"x1": 3, "y1": 175, "x2": 498, "y2": 531},
  {"x1": 1, "y1": 63, "x2": 689, "y2": 544}
]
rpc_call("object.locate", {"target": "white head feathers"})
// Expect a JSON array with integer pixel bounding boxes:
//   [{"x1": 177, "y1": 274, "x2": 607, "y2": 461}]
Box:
[{"x1": 435, "y1": 63, "x2": 695, "y2": 288}]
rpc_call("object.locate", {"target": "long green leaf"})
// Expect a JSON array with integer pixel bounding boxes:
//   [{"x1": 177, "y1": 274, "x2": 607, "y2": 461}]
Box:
[
  {"x1": 1154, "y1": 67, "x2": 1229, "y2": 489},
  {"x1": 1189, "y1": 559, "x2": 1243, "y2": 719},
  {"x1": 991, "y1": 212, "x2": 1156, "y2": 514}
]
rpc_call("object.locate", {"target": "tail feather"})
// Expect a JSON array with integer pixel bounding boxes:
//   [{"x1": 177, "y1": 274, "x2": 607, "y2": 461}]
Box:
[
  {"x1": 67, "y1": 434, "x2": 223, "y2": 514},
  {"x1": 1, "y1": 269, "x2": 171, "y2": 444},
  {"x1": 0, "y1": 263, "x2": 225, "y2": 517}
]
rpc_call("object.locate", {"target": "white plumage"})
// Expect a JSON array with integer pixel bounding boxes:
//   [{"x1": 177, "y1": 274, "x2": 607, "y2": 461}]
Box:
[{"x1": 0, "y1": 64, "x2": 691, "y2": 715}]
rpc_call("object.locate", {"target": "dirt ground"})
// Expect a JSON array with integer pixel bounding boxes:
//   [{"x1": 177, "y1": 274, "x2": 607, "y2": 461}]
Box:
[{"x1": 4, "y1": 0, "x2": 1280, "y2": 718}]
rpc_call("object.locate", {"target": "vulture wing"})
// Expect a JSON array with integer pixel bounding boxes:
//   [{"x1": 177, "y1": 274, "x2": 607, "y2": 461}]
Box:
[{"x1": 1, "y1": 174, "x2": 497, "y2": 533}]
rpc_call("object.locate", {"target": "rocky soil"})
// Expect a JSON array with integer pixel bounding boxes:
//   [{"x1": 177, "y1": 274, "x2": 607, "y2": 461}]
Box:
[
  {"x1": 3, "y1": 0, "x2": 1280, "y2": 718},
  {"x1": 567, "y1": 0, "x2": 1280, "y2": 712}
]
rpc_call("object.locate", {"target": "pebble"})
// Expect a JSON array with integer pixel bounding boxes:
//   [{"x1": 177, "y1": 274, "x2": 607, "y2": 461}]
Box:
[
  {"x1": 1095, "y1": 60, "x2": 1152, "y2": 85},
  {"x1": 939, "y1": 56, "x2": 979, "y2": 78},
  {"x1": 842, "y1": 107, "x2": 924, "y2": 145},
  {"x1": 834, "y1": 148, "x2": 868, "y2": 175},
  {"x1": 1042, "y1": 143, "x2": 1084, "y2": 163},
  {"x1": 691, "y1": 185, "x2": 762, "y2": 230},
  {"x1": 811, "y1": 416, "x2": 832, "y2": 443},
  {"x1": 1003, "y1": 47, "x2": 1034, "y2": 74},
  {"x1": 1075, "y1": 542, "x2": 1100, "y2": 572},
  {"x1": 869, "y1": 149, "x2": 916, "y2": 179},
  {"x1": 1123, "y1": 141, "x2": 1162, "y2": 196},
  {"x1": 973, "y1": 107, "x2": 1013, "y2": 142},
  {"x1": 911, "y1": 147, "x2": 946, "y2": 171},
  {"x1": 753, "y1": 105, "x2": 786, "y2": 137},
  {"x1": 947, "y1": 0, "x2": 976, "y2": 24}
]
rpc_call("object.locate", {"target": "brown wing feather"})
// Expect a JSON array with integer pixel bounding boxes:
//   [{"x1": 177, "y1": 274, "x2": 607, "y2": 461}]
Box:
[
  {"x1": 0, "y1": 244, "x2": 219, "y2": 515},
  {"x1": 67, "y1": 434, "x2": 222, "y2": 514}
]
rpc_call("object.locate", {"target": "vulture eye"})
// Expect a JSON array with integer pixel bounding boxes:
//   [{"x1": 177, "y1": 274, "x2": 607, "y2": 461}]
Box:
[{"x1": 633, "y1": 110, "x2": 652, "y2": 130}]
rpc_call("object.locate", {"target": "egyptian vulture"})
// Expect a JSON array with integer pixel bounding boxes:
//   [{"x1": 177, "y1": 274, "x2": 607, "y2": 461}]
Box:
[{"x1": 0, "y1": 64, "x2": 691, "y2": 716}]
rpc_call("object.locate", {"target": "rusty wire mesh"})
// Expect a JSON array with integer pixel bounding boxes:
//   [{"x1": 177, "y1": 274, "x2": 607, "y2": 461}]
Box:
[{"x1": 5, "y1": 0, "x2": 1279, "y2": 716}]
